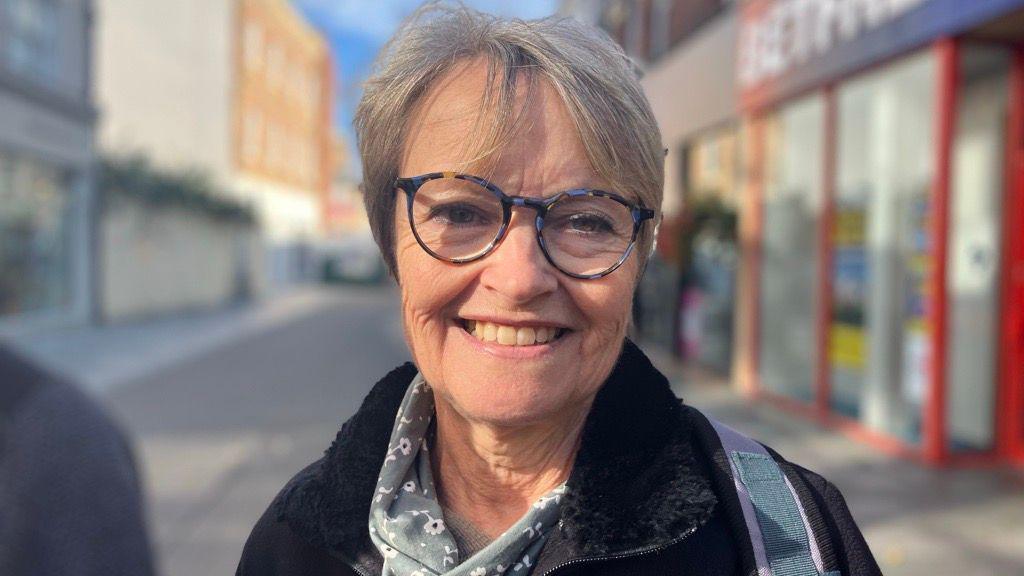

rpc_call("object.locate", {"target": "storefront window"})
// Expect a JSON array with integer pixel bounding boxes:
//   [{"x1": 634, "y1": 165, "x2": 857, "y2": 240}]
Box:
[
  {"x1": 830, "y1": 52, "x2": 936, "y2": 444},
  {"x1": 946, "y1": 46, "x2": 1011, "y2": 453},
  {"x1": 0, "y1": 150, "x2": 72, "y2": 317},
  {"x1": 1, "y1": 0, "x2": 60, "y2": 86},
  {"x1": 759, "y1": 95, "x2": 824, "y2": 402},
  {"x1": 679, "y1": 126, "x2": 739, "y2": 374}
]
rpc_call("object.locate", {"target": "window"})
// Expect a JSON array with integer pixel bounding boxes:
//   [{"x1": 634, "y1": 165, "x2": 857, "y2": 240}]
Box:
[
  {"x1": 945, "y1": 46, "x2": 1011, "y2": 453},
  {"x1": 308, "y1": 75, "x2": 321, "y2": 110},
  {"x1": 242, "y1": 108, "x2": 264, "y2": 163},
  {"x1": 830, "y1": 51, "x2": 936, "y2": 444},
  {"x1": 649, "y1": 0, "x2": 672, "y2": 59},
  {"x1": 0, "y1": 150, "x2": 71, "y2": 315},
  {"x1": 266, "y1": 122, "x2": 282, "y2": 171},
  {"x1": 759, "y1": 95, "x2": 825, "y2": 403},
  {"x1": 266, "y1": 42, "x2": 284, "y2": 89},
  {"x1": 244, "y1": 21, "x2": 264, "y2": 71},
  {"x1": 2, "y1": 0, "x2": 60, "y2": 85},
  {"x1": 289, "y1": 64, "x2": 305, "y2": 103}
]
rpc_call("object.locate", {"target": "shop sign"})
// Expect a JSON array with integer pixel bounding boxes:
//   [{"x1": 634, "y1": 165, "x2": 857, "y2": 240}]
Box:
[
  {"x1": 739, "y1": 0, "x2": 927, "y2": 88},
  {"x1": 738, "y1": 0, "x2": 1024, "y2": 108}
]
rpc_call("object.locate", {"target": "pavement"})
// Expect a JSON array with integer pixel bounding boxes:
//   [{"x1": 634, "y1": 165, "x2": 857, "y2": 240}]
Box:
[
  {"x1": 5, "y1": 286, "x2": 1023, "y2": 576},
  {"x1": 3, "y1": 286, "x2": 353, "y2": 395}
]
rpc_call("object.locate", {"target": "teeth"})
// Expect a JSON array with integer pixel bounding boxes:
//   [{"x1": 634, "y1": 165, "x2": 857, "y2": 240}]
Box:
[
  {"x1": 497, "y1": 326, "x2": 516, "y2": 345},
  {"x1": 463, "y1": 320, "x2": 564, "y2": 346},
  {"x1": 516, "y1": 327, "x2": 535, "y2": 346}
]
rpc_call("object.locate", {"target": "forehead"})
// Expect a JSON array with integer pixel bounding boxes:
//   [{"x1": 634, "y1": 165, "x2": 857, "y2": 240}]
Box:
[{"x1": 400, "y1": 59, "x2": 603, "y2": 192}]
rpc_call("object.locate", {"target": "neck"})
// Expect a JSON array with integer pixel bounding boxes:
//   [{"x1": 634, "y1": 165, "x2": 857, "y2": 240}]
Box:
[{"x1": 430, "y1": 396, "x2": 590, "y2": 539}]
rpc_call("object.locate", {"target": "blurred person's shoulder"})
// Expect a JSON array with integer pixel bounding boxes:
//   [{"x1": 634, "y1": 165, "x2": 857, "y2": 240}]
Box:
[
  {"x1": 0, "y1": 343, "x2": 141, "y2": 504},
  {"x1": 0, "y1": 343, "x2": 154, "y2": 575},
  {"x1": 0, "y1": 344, "x2": 132, "y2": 459}
]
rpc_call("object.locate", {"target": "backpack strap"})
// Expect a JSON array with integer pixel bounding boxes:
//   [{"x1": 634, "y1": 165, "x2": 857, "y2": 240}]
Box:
[{"x1": 708, "y1": 417, "x2": 839, "y2": 576}]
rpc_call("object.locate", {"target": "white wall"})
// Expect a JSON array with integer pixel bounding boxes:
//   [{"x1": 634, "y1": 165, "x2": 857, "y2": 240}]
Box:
[
  {"x1": 101, "y1": 198, "x2": 263, "y2": 321},
  {"x1": 233, "y1": 173, "x2": 320, "y2": 243},
  {"x1": 94, "y1": 0, "x2": 235, "y2": 186}
]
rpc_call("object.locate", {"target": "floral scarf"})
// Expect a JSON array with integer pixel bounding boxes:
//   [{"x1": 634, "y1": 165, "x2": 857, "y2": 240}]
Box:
[{"x1": 368, "y1": 373, "x2": 567, "y2": 576}]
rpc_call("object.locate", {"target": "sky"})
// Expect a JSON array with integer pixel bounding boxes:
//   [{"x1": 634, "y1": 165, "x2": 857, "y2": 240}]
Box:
[{"x1": 292, "y1": 0, "x2": 562, "y2": 174}]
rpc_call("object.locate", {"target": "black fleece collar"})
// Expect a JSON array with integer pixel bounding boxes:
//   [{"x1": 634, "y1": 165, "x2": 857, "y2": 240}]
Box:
[{"x1": 274, "y1": 339, "x2": 717, "y2": 563}]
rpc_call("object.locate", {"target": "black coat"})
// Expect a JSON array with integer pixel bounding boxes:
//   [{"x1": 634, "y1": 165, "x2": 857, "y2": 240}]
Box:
[{"x1": 237, "y1": 340, "x2": 880, "y2": 576}]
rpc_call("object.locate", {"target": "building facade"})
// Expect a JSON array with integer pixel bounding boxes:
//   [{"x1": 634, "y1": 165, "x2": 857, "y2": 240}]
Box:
[
  {"x1": 567, "y1": 0, "x2": 742, "y2": 371},
  {"x1": 583, "y1": 0, "x2": 1024, "y2": 468},
  {"x1": 0, "y1": 0, "x2": 97, "y2": 332},
  {"x1": 735, "y1": 0, "x2": 1024, "y2": 468},
  {"x1": 95, "y1": 0, "x2": 335, "y2": 290},
  {"x1": 234, "y1": 0, "x2": 334, "y2": 271}
]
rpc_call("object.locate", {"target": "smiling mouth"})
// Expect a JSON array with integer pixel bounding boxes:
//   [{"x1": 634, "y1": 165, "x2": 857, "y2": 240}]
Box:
[{"x1": 460, "y1": 319, "x2": 569, "y2": 346}]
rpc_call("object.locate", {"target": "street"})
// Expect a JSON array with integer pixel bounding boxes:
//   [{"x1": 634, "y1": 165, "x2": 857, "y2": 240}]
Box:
[{"x1": 103, "y1": 286, "x2": 408, "y2": 576}]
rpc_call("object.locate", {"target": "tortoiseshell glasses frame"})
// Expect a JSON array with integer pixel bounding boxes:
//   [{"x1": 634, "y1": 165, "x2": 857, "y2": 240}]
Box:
[{"x1": 394, "y1": 171, "x2": 656, "y2": 279}]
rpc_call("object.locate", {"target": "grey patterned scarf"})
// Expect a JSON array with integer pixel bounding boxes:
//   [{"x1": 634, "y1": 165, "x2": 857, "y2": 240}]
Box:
[{"x1": 368, "y1": 374, "x2": 567, "y2": 576}]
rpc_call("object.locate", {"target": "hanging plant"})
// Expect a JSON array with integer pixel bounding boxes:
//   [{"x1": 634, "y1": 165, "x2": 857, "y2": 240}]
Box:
[{"x1": 99, "y1": 155, "x2": 256, "y2": 225}]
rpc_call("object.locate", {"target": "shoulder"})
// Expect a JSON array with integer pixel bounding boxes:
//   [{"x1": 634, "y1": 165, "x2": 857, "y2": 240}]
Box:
[
  {"x1": 764, "y1": 452, "x2": 881, "y2": 576},
  {"x1": 1, "y1": 346, "x2": 153, "y2": 574},
  {"x1": 3, "y1": 347, "x2": 138, "y2": 488},
  {"x1": 679, "y1": 404, "x2": 881, "y2": 576}
]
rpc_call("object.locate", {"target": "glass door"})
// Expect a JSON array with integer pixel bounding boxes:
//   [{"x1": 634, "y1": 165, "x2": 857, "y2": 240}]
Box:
[
  {"x1": 945, "y1": 45, "x2": 1012, "y2": 454},
  {"x1": 829, "y1": 52, "x2": 936, "y2": 444}
]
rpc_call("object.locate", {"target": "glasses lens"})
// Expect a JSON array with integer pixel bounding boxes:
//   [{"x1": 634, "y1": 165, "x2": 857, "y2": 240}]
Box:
[
  {"x1": 542, "y1": 194, "x2": 635, "y2": 276},
  {"x1": 410, "y1": 177, "x2": 504, "y2": 260}
]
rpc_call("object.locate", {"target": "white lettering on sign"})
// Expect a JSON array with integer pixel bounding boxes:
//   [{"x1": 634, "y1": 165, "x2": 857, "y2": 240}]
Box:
[{"x1": 738, "y1": 0, "x2": 928, "y2": 88}]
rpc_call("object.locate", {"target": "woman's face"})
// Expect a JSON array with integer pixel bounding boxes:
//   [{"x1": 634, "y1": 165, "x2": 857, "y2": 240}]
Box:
[{"x1": 394, "y1": 60, "x2": 640, "y2": 428}]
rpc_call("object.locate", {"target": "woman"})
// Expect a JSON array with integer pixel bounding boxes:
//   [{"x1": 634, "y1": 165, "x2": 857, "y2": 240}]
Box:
[{"x1": 238, "y1": 6, "x2": 880, "y2": 576}]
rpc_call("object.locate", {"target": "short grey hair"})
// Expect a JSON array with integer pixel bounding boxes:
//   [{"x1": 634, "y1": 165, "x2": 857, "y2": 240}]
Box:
[{"x1": 355, "y1": 2, "x2": 664, "y2": 280}]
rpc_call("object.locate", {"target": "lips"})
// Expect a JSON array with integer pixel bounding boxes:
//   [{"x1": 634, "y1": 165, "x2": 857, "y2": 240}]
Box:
[{"x1": 460, "y1": 319, "x2": 568, "y2": 346}]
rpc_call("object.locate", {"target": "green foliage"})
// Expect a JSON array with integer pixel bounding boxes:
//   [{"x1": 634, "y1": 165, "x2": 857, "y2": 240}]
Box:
[
  {"x1": 675, "y1": 194, "x2": 738, "y2": 269},
  {"x1": 99, "y1": 155, "x2": 256, "y2": 225}
]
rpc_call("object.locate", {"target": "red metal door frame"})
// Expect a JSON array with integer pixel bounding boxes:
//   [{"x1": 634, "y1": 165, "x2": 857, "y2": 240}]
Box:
[
  {"x1": 999, "y1": 46, "x2": 1024, "y2": 466},
  {"x1": 815, "y1": 87, "x2": 837, "y2": 423},
  {"x1": 924, "y1": 38, "x2": 958, "y2": 466}
]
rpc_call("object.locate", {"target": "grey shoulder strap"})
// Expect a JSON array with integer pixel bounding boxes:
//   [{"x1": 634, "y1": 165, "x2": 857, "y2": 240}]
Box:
[{"x1": 708, "y1": 417, "x2": 839, "y2": 576}]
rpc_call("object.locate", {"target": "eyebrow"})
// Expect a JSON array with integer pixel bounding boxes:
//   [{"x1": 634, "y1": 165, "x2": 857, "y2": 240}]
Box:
[{"x1": 470, "y1": 173, "x2": 641, "y2": 204}]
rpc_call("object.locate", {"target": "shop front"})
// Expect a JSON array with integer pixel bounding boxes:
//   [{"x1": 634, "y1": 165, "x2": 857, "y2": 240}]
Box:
[
  {"x1": 736, "y1": 0, "x2": 1024, "y2": 467},
  {"x1": 0, "y1": 0, "x2": 97, "y2": 333}
]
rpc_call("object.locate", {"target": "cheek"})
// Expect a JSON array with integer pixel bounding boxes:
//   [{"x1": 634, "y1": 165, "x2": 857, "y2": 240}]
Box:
[
  {"x1": 394, "y1": 227, "x2": 469, "y2": 370},
  {"x1": 580, "y1": 265, "x2": 638, "y2": 372},
  {"x1": 579, "y1": 263, "x2": 636, "y2": 336}
]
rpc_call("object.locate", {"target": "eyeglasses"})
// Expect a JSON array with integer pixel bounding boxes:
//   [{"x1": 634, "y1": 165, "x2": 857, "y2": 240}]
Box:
[{"x1": 394, "y1": 172, "x2": 656, "y2": 279}]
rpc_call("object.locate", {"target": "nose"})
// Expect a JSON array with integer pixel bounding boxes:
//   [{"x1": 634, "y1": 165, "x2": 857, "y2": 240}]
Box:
[{"x1": 478, "y1": 211, "x2": 558, "y2": 304}]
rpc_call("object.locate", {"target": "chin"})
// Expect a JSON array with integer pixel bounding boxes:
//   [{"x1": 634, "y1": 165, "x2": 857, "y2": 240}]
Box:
[{"x1": 436, "y1": 372, "x2": 575, "y2": 427}]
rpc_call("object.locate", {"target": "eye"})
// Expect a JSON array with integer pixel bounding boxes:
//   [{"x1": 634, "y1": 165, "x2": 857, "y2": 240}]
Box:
[
  {"x1": 564, "y1": 213, "x2": 615, "y2": 234},
  {"x1": 428, "y1": 203, "x2": 492, "y2": 226}
]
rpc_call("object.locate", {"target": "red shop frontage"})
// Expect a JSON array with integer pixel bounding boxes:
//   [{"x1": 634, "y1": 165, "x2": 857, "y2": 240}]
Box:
[{"x1": 734, "y1": 0, "x2": 1024, "y2": 467}]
